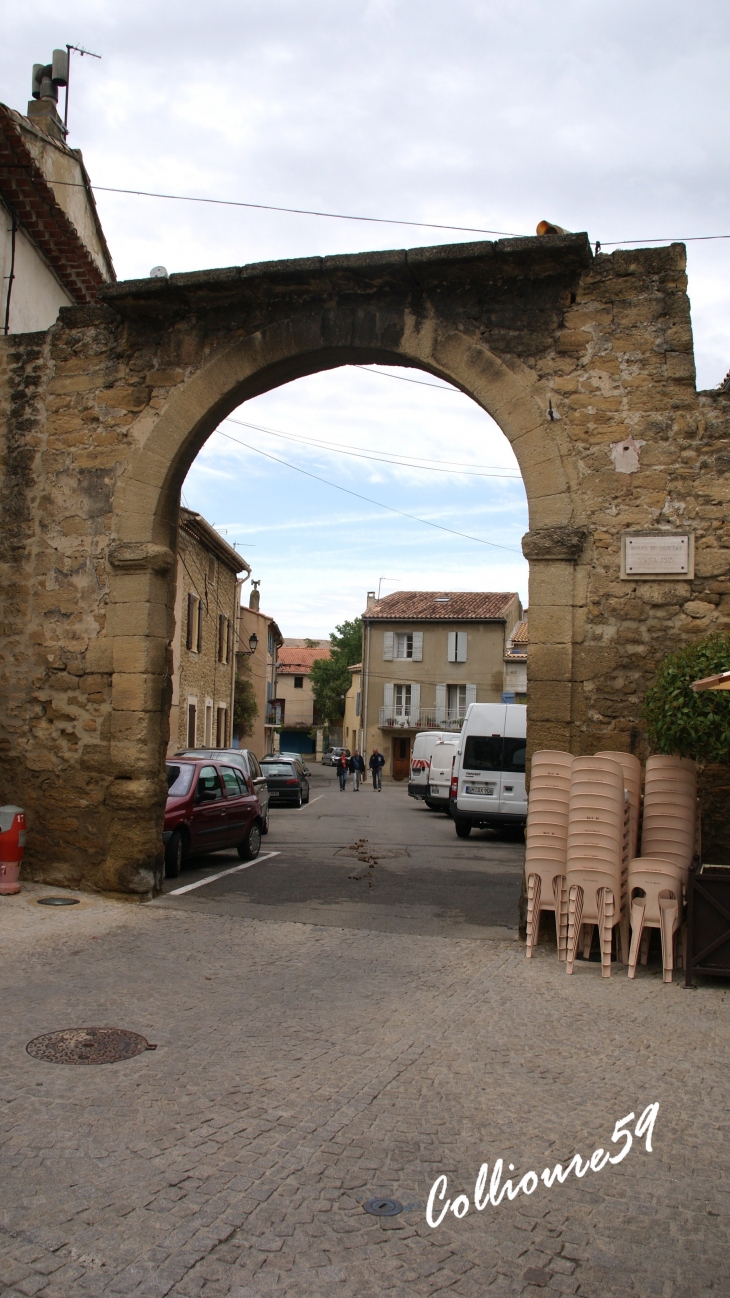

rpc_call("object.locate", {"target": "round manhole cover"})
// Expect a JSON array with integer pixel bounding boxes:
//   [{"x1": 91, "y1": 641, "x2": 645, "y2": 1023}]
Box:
[
  {"x1": 363, "y1": 1198, "x2": 403, "y2": 1217},
  {"x1": 37, "y1": 897, "x2": 80, "y2": 906},
  {"x1": 26, "y1": 1027, "x2": 156, "y2": 1065}
]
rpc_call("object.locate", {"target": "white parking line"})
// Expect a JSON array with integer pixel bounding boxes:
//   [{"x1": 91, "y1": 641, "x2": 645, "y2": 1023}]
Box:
[
  {"x1": 167, "y1": 851, "x2": 280, "y2": 896},
  {"x1": 302, "y1": 795, "x2": 324, "y2": 807}
]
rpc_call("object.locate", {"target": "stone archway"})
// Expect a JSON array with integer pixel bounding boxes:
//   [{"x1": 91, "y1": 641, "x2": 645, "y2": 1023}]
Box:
[{"x1": 1, "y1": 232, "x2": 728, "y2": 894}]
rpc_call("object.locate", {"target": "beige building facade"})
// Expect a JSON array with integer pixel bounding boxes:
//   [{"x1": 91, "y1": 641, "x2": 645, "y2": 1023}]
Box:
[
  {"x1": 274, "y1": 640, "x2": 331, "y2": 755},
  {"x1": 503, "y1": 618, "x2": 528, "y2": 702},
  {"x1": 169, "y1": 510, "x2": 249, "y2": 753},
  {"x1": 361, "y1": 591, "x2": 522, "y2": 780},
  {"x1": 235, "y1": 586, "x2": 283, "y2": 759},
  {"x1": 343, "y1": 664, "x2": 363, "y2": 753}
]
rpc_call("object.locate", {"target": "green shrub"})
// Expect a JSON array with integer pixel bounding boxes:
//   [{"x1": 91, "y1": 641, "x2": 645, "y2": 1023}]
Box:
[{"x1": 643, "y1": 632, "x2": 730, "y2": 763}]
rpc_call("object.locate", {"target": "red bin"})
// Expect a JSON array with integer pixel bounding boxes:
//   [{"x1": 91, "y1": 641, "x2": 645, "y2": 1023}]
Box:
[{"x1": 0, "y1": 806, "x2": 26, "y2": 895}]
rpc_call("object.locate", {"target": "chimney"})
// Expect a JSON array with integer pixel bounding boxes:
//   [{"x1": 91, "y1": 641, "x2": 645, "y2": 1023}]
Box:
[
  {"x1": 249, "y1": 579, "x2": 260, "y2": 612},
  {"x1": 366, "y1": 591, "x2": 376, "y2": 608},
  {"x1": 28, "y1": 52, "x2": 68, "y2": 143}
]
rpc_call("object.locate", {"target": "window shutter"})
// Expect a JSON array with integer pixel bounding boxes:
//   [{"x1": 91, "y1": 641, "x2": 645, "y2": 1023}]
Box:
[
  {"x1": 465, "y1": 683, "x2": 477, "y2": 709},
  {"x1": 186, "y1": 594, "x2": 195, "y2": 650},
  {"x1": 197, "y1": 600, "x2": 203, "y2": 653},
  {"x1": 410, "y1": 682, "x2": 420, "y2": 723},
  {"x1": 435, "y1": 683, "x2": 447, "y2": 722},
  {"x1": 412, "y1": 631, "x2": 423, "y2": 661},
  {"x1": 383, "y1": 682, "x2": 394, "y2": 710},
  {"x1": 218, "y1": 614, "x2": 224, "y2": 662},
  {"x1": 457, "y1": 631, "x2": 468, "y2": 662},
  {"x1": 227, "y1": 618, "x2": 232, "y2": 663},
  {"x1": 266, "y1": 681, "x2": 272, "y2": 702},
  {"x1": 447, "y1": 631, "x2": 456, "y2": 662},
  {"x1": 355, "y1": 691, "x2": 361, "y2": 717},
  {"x1": 383, "y1": 631, "x2": 394, "y2": 661}
]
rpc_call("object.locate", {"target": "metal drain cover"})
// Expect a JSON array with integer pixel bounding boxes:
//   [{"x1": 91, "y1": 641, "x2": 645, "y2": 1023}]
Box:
[
  {"x1": 363, "y1": 1197, "x2": 403, "y2": 1217},
  {"x1": 37, "y1": 897, "x2": 80, "y2": 906},
  {"x1": 26, "y1": 1027, "x2": 156, "y2": 1065}
]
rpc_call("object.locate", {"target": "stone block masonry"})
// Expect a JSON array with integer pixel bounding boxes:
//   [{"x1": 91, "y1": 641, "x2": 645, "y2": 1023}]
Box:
[{"x1": 1, "y1": 233, "x2": 729, "y2": 893}]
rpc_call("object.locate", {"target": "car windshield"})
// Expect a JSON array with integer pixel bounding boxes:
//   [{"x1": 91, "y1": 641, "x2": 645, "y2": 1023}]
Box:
[
  {"x1": 166, "y1": 763, "x2": 195, "y2": 797},
  {"x1": 262, "y1": 762, "x2": 298, "y2": 777}
]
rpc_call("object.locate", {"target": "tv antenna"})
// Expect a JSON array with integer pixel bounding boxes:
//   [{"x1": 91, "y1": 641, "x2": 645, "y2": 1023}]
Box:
[
  {"x1": 63, "y1": 44, "x2": 101, "y2": 132},
  {"x1": 377, "y1": 576, "x2": 400, "y2": 599}
]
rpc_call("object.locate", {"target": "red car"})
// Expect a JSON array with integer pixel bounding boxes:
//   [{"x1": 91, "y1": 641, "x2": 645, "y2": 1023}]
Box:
[{"x1": 163, "y1": 756, "x2": 264, "y2": 878}]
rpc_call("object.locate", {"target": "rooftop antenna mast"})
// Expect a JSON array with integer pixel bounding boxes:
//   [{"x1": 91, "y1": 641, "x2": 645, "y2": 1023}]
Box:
[{"x1": 64, "y1": 44, "x2": 101, "y2": 132}]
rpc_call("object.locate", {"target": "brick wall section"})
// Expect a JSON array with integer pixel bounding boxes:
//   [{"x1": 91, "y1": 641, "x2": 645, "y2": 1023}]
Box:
[{"x1": 0, "y1": 235, "x2": 729, "y2": 893}]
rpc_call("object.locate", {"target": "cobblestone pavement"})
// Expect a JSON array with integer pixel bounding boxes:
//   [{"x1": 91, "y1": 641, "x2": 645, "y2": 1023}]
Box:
[{"x1": 2, "y1": 880, "x2": 730, "y2": 1298}]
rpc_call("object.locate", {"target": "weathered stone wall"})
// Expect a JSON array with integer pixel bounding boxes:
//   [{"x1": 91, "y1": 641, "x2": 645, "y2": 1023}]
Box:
[{"x1": 0, "y1": 234, "x2": 728, "y2": 893}]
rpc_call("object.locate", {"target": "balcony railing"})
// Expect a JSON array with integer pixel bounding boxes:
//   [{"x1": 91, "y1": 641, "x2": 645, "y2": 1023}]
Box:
[
  {"x1": 378, "y1": 707, "x2": 466, "y2": 731},
  {"x1": 265, "y1": 704, "x2": 284, "y2": 727}
]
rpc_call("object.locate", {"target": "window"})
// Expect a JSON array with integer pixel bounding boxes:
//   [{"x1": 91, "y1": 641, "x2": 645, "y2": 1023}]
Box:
[
  {"x1": 268, "y1": 628, "x2": 275, "y2": 655},
  {"x1": 395, "y1": 632, "x2": 413, "y2": 659},
  {"x1": 447, "y1": 631, "x2": 468, "y2": 662},
  {"x1": 294, "y1": 676, "x2": 304, "y2": 689},
  {"x1": 216, "y1": 706, "x2": 228, "y2": 747},
  {"x1": 502, "y1": 739, "x2": 526, "y2": 773},
  {"x1": 186, "y1": 594, "x2": 203, "y2": 652},
  {"x1": 166, "y1": 763, "x2": 195, "y2": 798},
  {"x1": 220, "y1": 767, "x2": 240, "y2": 796},
  {"x1": 463, "y1": 735, "x2": 502, "y2": 772},
  {"x1": 197, "y1": 765, "x2": 223, "y2": 800},
  {"x1": 187, "y1": 701, "x2": 197, "y2": 747},
  {"x1": 204, "y1": 701, "x2": 213, "y2": 746},
  {"x1": 448, "y1": 684, "x2": 467, "y2": 718},
  {"x1": 355, "y1": 691, "x2": 361, "y2": 717},
  {"x1": 234, "y1": 769, "x2": 249, "y2": 796},
  {"x1": 394, "y1": 684, "x2": 412, "y2": 717}
]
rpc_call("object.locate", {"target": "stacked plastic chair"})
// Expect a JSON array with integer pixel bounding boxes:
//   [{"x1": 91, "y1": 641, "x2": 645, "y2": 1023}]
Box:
[
  {"x1": 565, "y1": 756, "x2": 629, "y2": 978},
  {"x1": 524, "y1": 751, "x2": 574, "y2": 959},
  {"x1": 627, "y1": 755, "x2": 697, "y2": 983},
  {"x1": 596, "y1": 751, "x2": 642, "y2": 861}
]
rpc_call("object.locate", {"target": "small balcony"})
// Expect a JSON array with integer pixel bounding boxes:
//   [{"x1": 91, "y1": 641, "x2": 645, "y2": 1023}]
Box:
[
  {"x1": 377, "y1": 707, "x2": 466, "y2": 732},
  {"x1": 265, "y1": 703, "x2": 284, "y2": 727}
]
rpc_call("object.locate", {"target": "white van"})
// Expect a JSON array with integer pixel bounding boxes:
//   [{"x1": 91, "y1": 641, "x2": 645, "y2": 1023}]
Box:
[
  {"x1": 452, "y1": 703, "x2": 527, "y2": 837},
  {"x1": 426, "y1": 738, "x2": 459, "y2": 811},
  {"x1": 408, "y1": 730, "x2": 450, "y2": 801}
]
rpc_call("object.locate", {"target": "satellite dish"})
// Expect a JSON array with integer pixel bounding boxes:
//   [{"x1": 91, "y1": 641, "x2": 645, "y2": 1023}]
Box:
[{"x1": 149, "y1": 265, "x2": 168, "y2": 278}]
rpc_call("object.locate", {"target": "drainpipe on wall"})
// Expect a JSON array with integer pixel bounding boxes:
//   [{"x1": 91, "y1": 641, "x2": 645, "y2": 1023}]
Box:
[
  {"x1": 230, "y1": 576, "x2": 245, "y2": 745},
  {"x1": 362, "y1": 618, "x2": 371, "y2": 759}
]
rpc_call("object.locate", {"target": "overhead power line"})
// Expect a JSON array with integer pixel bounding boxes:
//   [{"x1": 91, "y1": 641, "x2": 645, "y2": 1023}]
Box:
[
  {"x1": 212, "y1": 426, "x2": 522, "y2": 554},
  {"x1": 11, "y1": 176, "x2": 730, "y2": 249},
  {"x1": 222, "y1": 415, "x2": 522, "y2": 480}
]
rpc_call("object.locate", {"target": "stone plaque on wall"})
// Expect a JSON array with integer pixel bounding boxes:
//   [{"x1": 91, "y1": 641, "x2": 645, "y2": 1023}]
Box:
[{"x1": 621, "y1": 532, "x2": 694, "y2": 580}]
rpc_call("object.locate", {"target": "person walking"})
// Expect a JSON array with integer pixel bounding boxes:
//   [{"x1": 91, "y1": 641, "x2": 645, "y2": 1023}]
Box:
[
  {"x1": 349, "y1": 750, "x2": 365, "y2": 791},
  {"x1": 336, "y1": 750, "x2": 349, "y2": 792},
  {"x1": 369, "y1": 747, "x2": 385, "y2": 792}
]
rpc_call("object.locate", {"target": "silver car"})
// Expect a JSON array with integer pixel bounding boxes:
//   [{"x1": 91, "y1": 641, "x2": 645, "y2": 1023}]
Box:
[
  {"x1": 176, "y1": 748, "x2": 271, "y2": 834},
  {"x1": 321, "y1": 746, "x2": 351, "y2": 766}
]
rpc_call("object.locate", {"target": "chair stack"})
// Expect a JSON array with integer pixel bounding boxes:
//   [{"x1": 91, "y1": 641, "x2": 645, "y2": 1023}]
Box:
[
  {"x1": 565, "y1": 756, "x2": 629, "y2": 978},
  {"x1": 596, "y1": 751, "x2": 642, "y2": 861},
  {"x1": 628, "y1": 755, "x2": 697, "y2": 983},
  {"x1": 524, "y1": 751, "x2": 574, "y2": 959}
]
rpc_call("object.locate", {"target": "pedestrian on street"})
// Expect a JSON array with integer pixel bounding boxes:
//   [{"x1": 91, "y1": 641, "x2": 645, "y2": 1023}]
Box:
[
  {"x1": 349, "y1": 750, "x2": 366, "y2": 791},
  {"x1": 369, "y1": 747, "x2": 385, "y2": 791},
  {"x1": 336, "y1": 751, "x2": 349, "y2": 791}
]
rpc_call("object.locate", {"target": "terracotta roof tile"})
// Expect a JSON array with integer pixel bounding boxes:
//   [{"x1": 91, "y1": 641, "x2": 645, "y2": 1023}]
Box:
[
  {"x1": 363, "y1": 591, "x2": 519, "y2": 621},
  {"x1": 277, "y1": 645, "x2": 331, "y2": 674},
  {"x1": 510, "y1": 619, "x2": 528, "y2": 644}
]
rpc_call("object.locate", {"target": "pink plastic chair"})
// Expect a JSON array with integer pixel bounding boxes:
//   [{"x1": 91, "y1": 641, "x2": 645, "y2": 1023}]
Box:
[
  {"x1": 525, "y1": 751, "x2": 573, "y2": 959},
  {"x1": 627, "y1": 857, "x2": 686, "y2": 983},
  {"x1": 565, "y1": 757, "x2": 628, "y2": 977}
]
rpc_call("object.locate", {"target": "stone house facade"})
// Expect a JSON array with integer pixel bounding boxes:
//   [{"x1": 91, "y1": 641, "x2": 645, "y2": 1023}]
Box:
[
  {"x1": 274, "y1": 640, "x2": 331, "y2": 755},
  {"x1": 361, "y1": 590, "x2": 522, "y2": 780},
  {"x1": 169, "y1": 509, "x2": 249, "y2": 753},
  {"x1": 343, "y1": 664, "x2": 363, "y2": 753},
  {"x1": 503, "y1": 618, "x2": 528, "y2": 702}
]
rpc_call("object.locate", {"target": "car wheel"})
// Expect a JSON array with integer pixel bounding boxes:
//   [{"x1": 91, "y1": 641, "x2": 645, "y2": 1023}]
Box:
[
  {"x1": 296, "y1": 790, "x2": 303, "y2": 808},
  {"x1": 165, "y1": 830, "x2": 184, "y2": 878},
  {"x1": 303, "y1": 788, "x2": 310, "y2": 804},
  {"x1": 261, "y1": 806, "x2": 270, "y2": 835},
  {"x1": 237, "y1": 821, "x2": 262, "y2": 861},
  {"x1": 455, "y1": 820, "x2": 472, "y2": 839}
]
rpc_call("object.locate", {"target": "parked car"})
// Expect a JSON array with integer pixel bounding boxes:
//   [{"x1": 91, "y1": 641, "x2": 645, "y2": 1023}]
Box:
[
  {"x1": 163, "y1": 756, "x2": 264, "y2": 878},
  {"x1": 451, "y1": 703, "x2": 527, "y2": 838},
  {"x1": 321, "y1": 746, "x2": 350, "y2": 766},
  {"x1": 263, "y1": 751, "x2": 312, "y2": 776},
  {"x1": 260, "y1": 757, "x2": 310, "y2": 806},
  {"x1": 176, "y1": 747, "x2": 270, "y2": 833}
]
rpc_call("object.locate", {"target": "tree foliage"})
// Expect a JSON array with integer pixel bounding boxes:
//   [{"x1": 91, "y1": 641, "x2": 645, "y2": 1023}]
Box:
[
  {"x1": 643, "y1": 632, "x2": 730, "y2": 764},
  {"x1": 309, "y1": 618, "x2": 363, "y2": 725},
  {"x1": 233, "y1": 655, "x2": 259, "y2": 738}
]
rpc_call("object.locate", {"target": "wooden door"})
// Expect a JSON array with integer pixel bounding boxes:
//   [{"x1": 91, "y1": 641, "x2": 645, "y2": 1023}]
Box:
[{"x1": 392, "y1": 737, "x2": 411, "y2": 782}]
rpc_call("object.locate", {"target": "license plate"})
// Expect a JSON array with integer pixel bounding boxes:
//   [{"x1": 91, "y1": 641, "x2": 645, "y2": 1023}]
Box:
[
  {"x1": 431, "y1": 787, "x2": 446, "y2": 796},
  {"x1": 466, "y1": 784, "x2": 494, "y2": 795},
  {"x1": 269, "y1": 791, "x2": 280, "y2": 797}
]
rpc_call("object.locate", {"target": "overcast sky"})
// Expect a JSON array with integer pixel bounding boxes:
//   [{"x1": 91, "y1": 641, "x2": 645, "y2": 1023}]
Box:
[{"x1": 5, "y1": 3, "x2": 730, "y2": 635}]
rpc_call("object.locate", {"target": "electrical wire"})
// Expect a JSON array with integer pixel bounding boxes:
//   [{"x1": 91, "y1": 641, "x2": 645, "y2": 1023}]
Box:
[
  {"x1": 354, "y1": 365, "x2": 462, "y2": 392},
  {"x1": 10, "y1": 176, "x2": 730, "y2": 249},
  {"x1": 212, "y1": 425, "x2": 522, "y2": 553},
  {"x1": 221, "y1": 415, "x2": 522, "y2": 480}
]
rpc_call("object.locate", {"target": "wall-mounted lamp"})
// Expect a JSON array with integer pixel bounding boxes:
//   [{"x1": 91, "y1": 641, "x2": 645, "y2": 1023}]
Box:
[{"x1": 239, "y1": 632, "x2": 259, "y2": 657}]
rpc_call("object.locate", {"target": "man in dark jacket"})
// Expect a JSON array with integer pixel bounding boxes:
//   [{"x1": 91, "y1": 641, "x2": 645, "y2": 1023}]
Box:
[
  {"x1": 349, "y1": 750, "x2": 366, "y2": 791},
  {"x1": 369, "y1": 748, "x2": 385, "y2": 791}
]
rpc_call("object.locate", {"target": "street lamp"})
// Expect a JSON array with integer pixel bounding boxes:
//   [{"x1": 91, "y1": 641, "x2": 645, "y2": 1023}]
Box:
[{"x1": 239, "y1": 632, "x2": 258, "y2": 657}]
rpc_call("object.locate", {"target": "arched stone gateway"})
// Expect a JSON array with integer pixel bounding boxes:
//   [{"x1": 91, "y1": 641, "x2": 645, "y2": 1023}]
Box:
[{"x1": 1, "y1": 232, "x2": 729, "y2": 895}]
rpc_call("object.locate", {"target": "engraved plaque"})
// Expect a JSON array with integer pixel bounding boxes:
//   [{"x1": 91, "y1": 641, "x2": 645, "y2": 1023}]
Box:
[{"x1": 622, "y1": 533, "x2": 692, "y2": 578}]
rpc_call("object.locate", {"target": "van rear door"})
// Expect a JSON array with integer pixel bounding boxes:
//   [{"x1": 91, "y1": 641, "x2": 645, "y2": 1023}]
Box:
[
  {"x1": 456, "y1": 704, "x2": 506, "y2": 813},
  {"x1": 499, "y1": 706, "x2": 527, "y2": 817}
]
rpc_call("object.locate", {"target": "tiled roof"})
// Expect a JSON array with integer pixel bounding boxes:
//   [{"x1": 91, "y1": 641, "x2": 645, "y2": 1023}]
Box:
[
  {"x1": 511, "y1": 619, "x2": 528, "y2": 644},
  {"x1": 363, "y1": 591, "x2": 519, "y2": 621},
  {"x1": 0, "y1": 104, "x2": 112, "y2": 303},
  {"x1": 277, "y1": 645, "x2": 331, "y2": 674}
]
